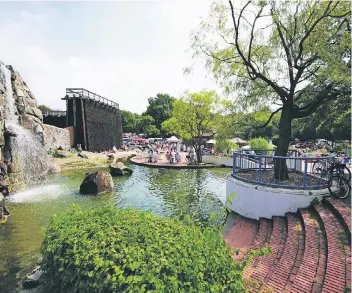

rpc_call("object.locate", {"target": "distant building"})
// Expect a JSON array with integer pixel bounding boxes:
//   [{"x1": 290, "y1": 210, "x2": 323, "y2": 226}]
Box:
[{"x1": 44, "y1": 88, "x2": 123, "y2": 152}]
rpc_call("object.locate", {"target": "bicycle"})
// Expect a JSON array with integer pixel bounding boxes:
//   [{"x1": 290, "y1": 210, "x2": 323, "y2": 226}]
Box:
[
  {"x1": 327, "y1": 161, "x2": 351, "y2": 199},
  {"x1": 312, "y1": 157, "x2": 351, "y2": 181}
]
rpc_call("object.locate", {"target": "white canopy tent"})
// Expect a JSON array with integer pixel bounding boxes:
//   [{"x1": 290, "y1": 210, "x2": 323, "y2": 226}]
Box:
[{"x1": 167, "y1": 136, "x2": 179, "y2": 143}]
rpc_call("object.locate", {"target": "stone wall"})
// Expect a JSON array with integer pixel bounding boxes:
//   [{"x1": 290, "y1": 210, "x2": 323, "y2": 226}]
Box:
[
  {"x1": 43, "y1": 124, "x2": 70, "y2": 151},
  {"x1": 43, "y1": 115, "x2": 66, "y2": 128},
  {"x1": 84, "y1": 100, "x2": 123, "y2": 152}
]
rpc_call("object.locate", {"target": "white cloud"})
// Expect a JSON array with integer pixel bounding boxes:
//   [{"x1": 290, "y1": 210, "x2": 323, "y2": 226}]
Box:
[{"x1": 0, "y1": 1, "x2": 219, "y2": 113}]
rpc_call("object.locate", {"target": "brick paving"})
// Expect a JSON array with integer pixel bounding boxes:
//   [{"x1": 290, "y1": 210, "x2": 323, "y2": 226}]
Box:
[
  {"x1": 224, "y1": 215, "x2": 258, "y2": 262},
  {"x1": 324, "y1": 197, "x2": 351, "y2": 237},
  {"x1": 224, "y1": 197, "x2": 351, "y2": 293}
]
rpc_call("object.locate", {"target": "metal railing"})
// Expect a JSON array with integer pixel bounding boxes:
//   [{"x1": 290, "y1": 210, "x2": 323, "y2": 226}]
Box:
[
  {"x1": 232, "y1": 150, "x2": 335, "y2": 190},
  {"x1": 62, "y1": 88, "x2": 119, "y2": 109},
  {"x1": 43, "y1": 111, "x2": 66, "y2": 117}
]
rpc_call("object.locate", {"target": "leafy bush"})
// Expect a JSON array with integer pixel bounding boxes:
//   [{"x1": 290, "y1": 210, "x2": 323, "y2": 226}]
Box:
[
  {"x1": 41, "y1": 205, "x2": 245, "y2": 293},
  {"x1": 214, "y1": 138, "x2": 238, "y2": 154},
  {"x1": 249, "y1": 137, "x2": 271, "y2": 153}
]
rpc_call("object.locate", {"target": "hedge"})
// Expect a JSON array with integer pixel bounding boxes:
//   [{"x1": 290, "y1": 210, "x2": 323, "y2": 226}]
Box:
[{"x1": 41, "y1": 205, "x2": 246, "y2": 293}]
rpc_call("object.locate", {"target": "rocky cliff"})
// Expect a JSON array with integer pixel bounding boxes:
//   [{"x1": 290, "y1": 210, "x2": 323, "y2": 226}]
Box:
[{"x1": 0, "y1": 60, "x2": 47, "y2": 191}]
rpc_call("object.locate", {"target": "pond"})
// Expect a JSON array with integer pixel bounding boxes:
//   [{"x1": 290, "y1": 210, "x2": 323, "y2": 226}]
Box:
[{"x1": 0, "y1": 162, "x2": 230, "y2": 291}]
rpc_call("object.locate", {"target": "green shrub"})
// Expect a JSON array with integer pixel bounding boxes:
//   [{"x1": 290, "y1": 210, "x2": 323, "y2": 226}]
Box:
[
  {"x1": 214, "y1": 138, "x2": 238, "y2": 154},
  {"x1": 249, "y1": 137, "x2": 271, "y2": 153},
  {"x1": 41, "y1": 205, "x2": 245, "y2": 293}
]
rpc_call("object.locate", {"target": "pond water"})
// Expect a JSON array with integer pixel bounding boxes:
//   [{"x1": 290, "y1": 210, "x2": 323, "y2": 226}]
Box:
[{"x1": 0, "y1": 162, "x2": 230, "y2": 291}]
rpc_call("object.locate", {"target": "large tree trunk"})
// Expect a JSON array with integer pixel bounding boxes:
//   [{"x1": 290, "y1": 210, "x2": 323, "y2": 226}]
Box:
[
  {"x1": 196, "y1": 144, "x2": 202, "y2": 163},
  {"x1": 274, "y1": 105, "x2": 292, "y2": 180}
]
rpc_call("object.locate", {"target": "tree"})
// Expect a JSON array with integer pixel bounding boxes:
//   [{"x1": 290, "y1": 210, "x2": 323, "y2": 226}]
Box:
[
  {"x1": 144, "y1": 94, "x2": 175, "y2": 135},
  {"x1": 190, "y1": 0, "x2": 350, "y2": 179},
  {"x1": 38, "y1": 105, "x2": 53, "y2": 113},
  {"x1": 162, "y1": 91, "x2": 221, "y2": 163},
  {"x1": 292, "y1": 91, "x2": 351, "y2": 142},
  {"x1": 120, "y1": 110, "x2": 139, "y2": 133},
  {"x1": 144, "y1": 125, "x2": 161, "y2": 137}
]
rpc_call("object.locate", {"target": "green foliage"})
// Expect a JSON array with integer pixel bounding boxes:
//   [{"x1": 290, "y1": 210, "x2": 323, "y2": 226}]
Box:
[
  {"x1": 144, "y1": 94, "x2": 175, "y2": 134},
  {"x1": 120, "y1": 110, "x2": 139, "y2": 133},
  {"x1": 38, "y1": 105, "x2": 53, "y2": 113},
  {"x1": 162, "y1": 91, "x2": 222, "y2": 162},
  {"x1": 190, "y1": 0, "x2": 350, "y2": 164},
  {"x1": 249, "y1": 137, "x2": 271, "y2": 152},
  {"x1": 41, "y1": 205, "x2": 246, "y2": 293},
  {"x1": 144, "y1": 125, "x2": 160, "y2": 137},
  {"x1": 214, "y1": 138, "x2": 238, "y2": 153}
]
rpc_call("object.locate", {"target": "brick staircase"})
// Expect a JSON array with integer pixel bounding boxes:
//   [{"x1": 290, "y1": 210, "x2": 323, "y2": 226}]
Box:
[{"x1": 225, "y1": 197, "x2": 351, "y2": 293}]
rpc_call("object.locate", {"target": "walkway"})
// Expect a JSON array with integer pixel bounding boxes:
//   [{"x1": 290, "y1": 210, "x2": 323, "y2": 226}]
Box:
[
  {"x1": 130, "y1": 152, "x2": 220, "y2": 169},
  {"x1": 225, "y1": 197, "x2": 351, "y2": 293}
]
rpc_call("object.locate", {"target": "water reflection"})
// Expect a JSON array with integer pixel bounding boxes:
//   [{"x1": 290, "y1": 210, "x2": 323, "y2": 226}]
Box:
[{"x1": 0, "y1": 164, "x2": 230, "y2": 291}]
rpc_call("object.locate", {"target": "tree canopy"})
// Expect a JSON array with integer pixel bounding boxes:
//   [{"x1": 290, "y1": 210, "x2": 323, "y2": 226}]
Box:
[
  {"x1": 190, "y1": 0, "x2": 351, "y2": 178},
  {"x1": 162, "y1": 91, "x2": 222, "y2": 162},
  {"x1": 144, "y1": 94, "x2": 175, "y2": 132}
]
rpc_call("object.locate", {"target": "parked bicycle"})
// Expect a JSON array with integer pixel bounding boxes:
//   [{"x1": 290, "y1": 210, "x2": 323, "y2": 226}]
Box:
[
  {"x1": 327, "y1": 161, "x2": 351, "y2": 199},
  {"x1": 311, "y1": 157, "x2": 351, "y2": 182}
]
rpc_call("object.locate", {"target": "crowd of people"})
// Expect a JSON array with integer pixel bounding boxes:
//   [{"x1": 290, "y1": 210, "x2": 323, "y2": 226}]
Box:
[{"x1": 144, "y1": 143, "x2": 197, "y2": 164}]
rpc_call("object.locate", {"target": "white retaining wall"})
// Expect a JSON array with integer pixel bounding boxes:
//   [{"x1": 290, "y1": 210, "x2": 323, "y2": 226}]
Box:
[{"x1": 226, "y1": 176, "x2": 328, "y2": 220}]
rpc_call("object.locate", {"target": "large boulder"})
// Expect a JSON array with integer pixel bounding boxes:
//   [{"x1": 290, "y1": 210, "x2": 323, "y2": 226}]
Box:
[
  {"x1": 79, "y1": 171, "x2": 114, "y2": 195},
  {"x1": 109, "y1": 162, "x2": 133, "y2": 176}
]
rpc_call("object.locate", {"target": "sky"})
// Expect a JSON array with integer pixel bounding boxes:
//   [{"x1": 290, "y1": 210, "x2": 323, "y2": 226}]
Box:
[{"x1": 0, "y1": 0, "x2": 219, "y2": 113}]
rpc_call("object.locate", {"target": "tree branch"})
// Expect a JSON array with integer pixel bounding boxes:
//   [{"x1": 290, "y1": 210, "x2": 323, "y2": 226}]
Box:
[{"x1": 256, "y1": 107, "x2": 283, "y2": 128}]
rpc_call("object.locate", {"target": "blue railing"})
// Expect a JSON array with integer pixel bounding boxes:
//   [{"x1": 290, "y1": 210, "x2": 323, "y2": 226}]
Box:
[{"x1": 232, "y1": 151, "x2": 335, "y2": 190}]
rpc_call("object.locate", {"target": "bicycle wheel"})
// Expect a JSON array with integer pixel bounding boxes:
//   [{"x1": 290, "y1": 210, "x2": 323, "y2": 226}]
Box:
[{"x1": 328, "y1": 176, "x2": 351, "y2": 199}]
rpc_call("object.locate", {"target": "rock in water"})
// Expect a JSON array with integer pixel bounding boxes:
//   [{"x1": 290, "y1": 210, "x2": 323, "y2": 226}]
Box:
[
  {"x1": 79, "y1": 171, "x2": 114, "y2": 194},
  {"x1": 22, "y1": 266, "x2": 43, "y2": 289},
  {"x1": 110, "y1": 162, "x2": 133, "y2": 176}
]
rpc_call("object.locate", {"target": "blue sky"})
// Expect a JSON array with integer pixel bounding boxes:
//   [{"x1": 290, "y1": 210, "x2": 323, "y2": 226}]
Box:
[{"x1": 0, "y1": 1, "x2": 217, "y2": 113}]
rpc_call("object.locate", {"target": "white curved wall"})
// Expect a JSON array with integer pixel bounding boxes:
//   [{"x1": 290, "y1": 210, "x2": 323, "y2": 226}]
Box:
[
  {"x1": 226, "y1": 176, "x2": 328, "y2": 220},
  {"x1": 202, "y1": 155, "x2": 233, "y2": 166}
]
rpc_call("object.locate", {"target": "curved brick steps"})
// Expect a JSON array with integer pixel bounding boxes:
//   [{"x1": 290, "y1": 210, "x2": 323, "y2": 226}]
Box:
[
  {"x1": 313, "y1": 203, "x2": 350, "y2": 293},
  {"x1": 243, "y1": 218, "x2": 272, "y2": 279},
  {"x1": 247, "y1": 217, "x2": 287, "y2": 290},
  {"x1": 264, "y1": 213, "x2": 304, "y2": 293},
  {"x1": 323, "y1": 197, "x2": 351, "y2": 243},
  {"x1": 224, "y1": 215, "x2": 258, "y2": 262},
  {"x1": 226, "y1": 197, "x2": 351, "y2": 292},
  {"x1": 291, "y1": 209, "x2": 327, "y2": 293}
]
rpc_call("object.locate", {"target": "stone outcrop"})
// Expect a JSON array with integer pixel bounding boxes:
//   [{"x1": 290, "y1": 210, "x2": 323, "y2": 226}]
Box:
[
  {"x1": 0, "y1": 60, "x2": 47, "y2": 191},
  {"x1": 79, "y1": 171, "x2": 114, "y2": 195},
  {"x1": 110, "y1": 162, "x2": 133, "y2": 176},
  {"x1": 7, "y1": 65, "x2": 44, "y2": 135},
  {"x1": 43, "y1": 124, "x2": 70, "y2": 151}
]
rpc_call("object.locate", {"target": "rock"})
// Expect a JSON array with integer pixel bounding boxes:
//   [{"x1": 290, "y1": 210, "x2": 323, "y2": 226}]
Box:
[
  {"x1": 6, "y1": 162, "x2": 14, "y2": 173},
  {"x1": 0, "y1": 193, "x2": 4, "y2": 207},
  {"x1": 57, "y1": 146, "x2": 63, "y2": 151},
  {"x1": 47, "y1": 163, "x2": 61, "y2": 174},
  {"x1": 110, "y1": 162, "x2": 133, "y2": 176},
  {"x1": 76, "y1": 144, "x2": 82, "y2": 152},
  {"x1": 78, "y1": 152, "x2": 88, "y2": 159},
  {"x1": 79, "y1": 171, "x2": 114, "y2": 195},
  {"x1": 22, "y1": 266, "x2": 43, "y2": 289},
  {"x1": 107, "y1": 153, "x2": 115, "y2": 159},
  {"x1": 54, "y1": 150, "x2": 71, "y2": 158},
  {"x1": 36, "y1": 256, "x2": 43, "y2": 265}
]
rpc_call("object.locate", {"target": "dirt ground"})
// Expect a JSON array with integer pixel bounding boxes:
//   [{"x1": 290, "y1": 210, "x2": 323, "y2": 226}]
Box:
[{"x1": 50, "y1": 150, "x2": 136, "y2": 171}]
